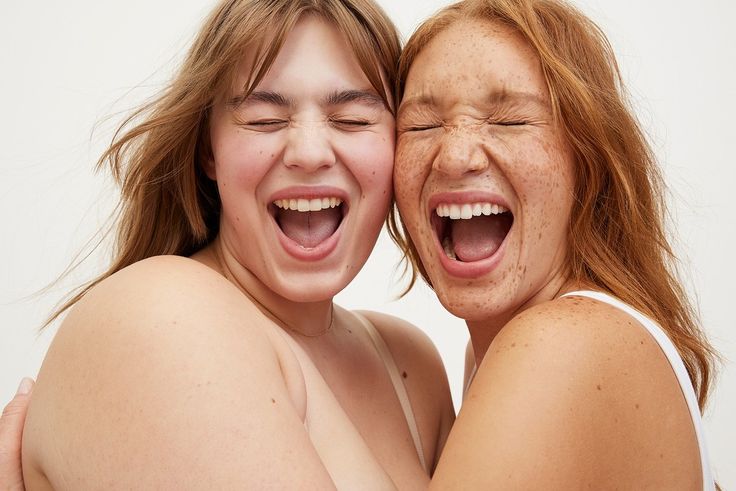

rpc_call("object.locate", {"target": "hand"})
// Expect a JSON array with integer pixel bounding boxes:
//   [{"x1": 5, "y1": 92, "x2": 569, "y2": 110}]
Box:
[{"x1": 0, "y1": 378, "x2": 34, "y2": 491}]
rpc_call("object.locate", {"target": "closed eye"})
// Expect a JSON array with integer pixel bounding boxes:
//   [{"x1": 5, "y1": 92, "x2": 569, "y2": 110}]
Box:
[
  {"x1": 330, "y1": 118, "x2": 373, "y2": 128},
  {"x1": 492, "y1": 120, "x2": 529, "y2": 126},
  {"x1": 403, "y1": 124, "x2": 441, "y2": 132},
  {"x1": 241, "y1": 120, "x2": 288, "y2": 132}
]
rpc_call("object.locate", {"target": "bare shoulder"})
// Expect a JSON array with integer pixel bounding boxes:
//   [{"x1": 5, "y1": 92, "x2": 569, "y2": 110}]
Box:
[
  {"x1": 490, "y1": 293, "x2": 666, "y2": 371},
  {"x1": 22, "y1": 256, "x2": 331, "y2": 489},
  {"x1": 356, "y1": 310, "x2": 444, "y2": 375},
  {"x1": 432, "y1": 295, "x2": 701, "y2": 489},
  {"x1": 355, "y1": 310, "x2": 449, "y2": 400},
  {"x1": 355, "y1": 310, "x2": 455, "y2": 471}
]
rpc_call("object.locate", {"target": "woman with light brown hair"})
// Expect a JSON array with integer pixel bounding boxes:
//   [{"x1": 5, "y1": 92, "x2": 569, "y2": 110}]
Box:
[
  {"x1": 15, "y1": 0, "x2": 454, "y2": 488},
  {"x1": 390, "y1": 0, "x2": 717, "y2": 488},
  {"x1": 1, "y1": 0, "x2": 719, "y2": 488}
]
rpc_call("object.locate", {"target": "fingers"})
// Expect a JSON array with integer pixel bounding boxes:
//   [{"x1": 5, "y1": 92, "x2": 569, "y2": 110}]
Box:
[{"x1": 0, "y1": 378, "x2": 34, "y2": 491}]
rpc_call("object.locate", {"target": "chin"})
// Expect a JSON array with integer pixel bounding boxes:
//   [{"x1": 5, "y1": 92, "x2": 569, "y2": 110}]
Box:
[
  {"x1": 432, "y1": 275, "x2": 518, "y2": 323},
  {"x1": 275, "y1": 269, "x2": 354, "y2": 303}
]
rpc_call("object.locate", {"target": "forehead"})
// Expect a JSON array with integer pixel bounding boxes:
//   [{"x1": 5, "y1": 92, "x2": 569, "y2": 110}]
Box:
[
  {"x1": 233, "y1": 15, "x2": 373, "y2": 95},
  {"x1": 402, "y1": 18, "x2": 547, "y2": 108}
]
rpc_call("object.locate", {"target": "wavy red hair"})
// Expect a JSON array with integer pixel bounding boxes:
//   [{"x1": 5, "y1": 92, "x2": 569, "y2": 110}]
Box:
[{"x1": 388, "y1": 0, "x2": 718, "y2": 410}]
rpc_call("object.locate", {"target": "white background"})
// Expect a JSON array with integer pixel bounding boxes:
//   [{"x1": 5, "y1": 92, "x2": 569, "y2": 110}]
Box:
[{"x1": 1, "y1": 0, "x2": 734, "y2": 485}]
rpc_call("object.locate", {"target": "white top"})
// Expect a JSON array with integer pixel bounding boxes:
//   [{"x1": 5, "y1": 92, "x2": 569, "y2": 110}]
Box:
[{"x1": 562, "y1": 290, "x2": 715, "y2": 490}]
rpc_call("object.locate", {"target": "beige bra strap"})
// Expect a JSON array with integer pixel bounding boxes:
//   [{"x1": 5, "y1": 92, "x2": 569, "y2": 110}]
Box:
[{"x1": 353, "y1": 312, "x2": 428, "y2": 474}]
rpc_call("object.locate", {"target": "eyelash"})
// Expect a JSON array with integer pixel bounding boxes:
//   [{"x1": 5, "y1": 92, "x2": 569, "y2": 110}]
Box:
[
  {"x1": 492, "y1": 120, "x2": 529, "y2": 126},
  {"x1": 245, "y1": 119, "x2": 288, "y2": 127},
  {"x1": 404, "y1": 124, "x2": 441, "y2": 132},
  {"x1": 242, "y1": 119, "x2": 373, "y2": 129},
  {"x1": 402, "y1": 120, "x2": 528, "y2": 132},
  {"x1": 329, "y1": 118, "x2": 373, "y2": 128}
]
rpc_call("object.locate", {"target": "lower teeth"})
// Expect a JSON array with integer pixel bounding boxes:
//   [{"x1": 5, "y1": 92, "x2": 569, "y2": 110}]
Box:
[{"x1": 442, "y1": 236, "x2": 457, "y2": 260}]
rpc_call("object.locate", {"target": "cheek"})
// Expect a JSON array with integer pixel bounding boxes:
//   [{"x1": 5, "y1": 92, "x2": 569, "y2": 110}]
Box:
[
  {"x1": 394, "y1": 137, "x2": 432, "y2": 205},
  {"x1": 512, "y1": 133, "x2": 575, "y2": 236},
  {"x1": 341, "y1": 133, "x2": 394, "y2": 197},
  {"x1": 213, "y1": 129, "x2": 281, "y2": 188}
]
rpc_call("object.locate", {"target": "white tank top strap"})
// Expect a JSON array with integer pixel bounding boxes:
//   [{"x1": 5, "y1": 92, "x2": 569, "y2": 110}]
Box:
[
  {"x1": 353, "y1": 312, "x2": 429, "y2": 474},
  {"x1": 560, "y1": 290, "x2": 715, "y2": 490}
]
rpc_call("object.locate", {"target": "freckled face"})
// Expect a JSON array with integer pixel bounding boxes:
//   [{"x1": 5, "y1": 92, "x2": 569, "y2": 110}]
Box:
[
  {"x1": 206, "y1": 15, "x2": 395, "y2": 302},
  {"x1": 394, "y1": 19, "x2": 575, "y2": 322}
]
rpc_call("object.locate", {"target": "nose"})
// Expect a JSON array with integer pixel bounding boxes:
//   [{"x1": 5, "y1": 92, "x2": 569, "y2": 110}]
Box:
[
  {"x1": 432, "y1": 127, "x2": 489, "y2": 178},
  {"x1": 282, "y1": 123, "x2": 336, "y2": 172}
]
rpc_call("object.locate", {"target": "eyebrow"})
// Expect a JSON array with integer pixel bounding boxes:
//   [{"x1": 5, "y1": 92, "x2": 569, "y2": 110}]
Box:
[
  {"x1": 226, "y1": 89, "x2": 384, "y2": 109},
  {"x1": 226, "y1": 90, "x2": 294, "y2": 108},
  {"x1": 323, "y1": 89, "x2": 385, "y2": 108},
  {"x1": 399, "y1": 89, "x2": 548, "y2": 117},
  {"x1": 488, "y1": 89, "x2": 548, "y2": 109}
]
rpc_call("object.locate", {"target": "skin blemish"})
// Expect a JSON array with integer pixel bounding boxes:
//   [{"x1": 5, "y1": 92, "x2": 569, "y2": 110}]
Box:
[
  {"x1": 596, "y1": 384, "x2": 602, "y2": 391},
  {"x1": 271, "y1": 398, "x2": 276, "y2": 404},
  {"x1": 635, "y1": 403, "x2": 640, "y2": 409},
  {"x1": 402, "y1": 371, "x2": 408, "y2": 379}
]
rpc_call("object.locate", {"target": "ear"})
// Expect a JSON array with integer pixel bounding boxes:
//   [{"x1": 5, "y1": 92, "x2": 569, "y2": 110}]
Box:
[{"x1": 201, "y1": 156, "x2": 217, "y2": 181}]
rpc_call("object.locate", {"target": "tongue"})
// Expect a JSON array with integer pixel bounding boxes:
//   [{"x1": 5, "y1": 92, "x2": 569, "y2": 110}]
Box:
[
  {"x1": 278, "y1": 208, "x2": 342, "y2": 248},
  {"x1": 451, "y1": 215, "x2": 509, "y2": 262}
]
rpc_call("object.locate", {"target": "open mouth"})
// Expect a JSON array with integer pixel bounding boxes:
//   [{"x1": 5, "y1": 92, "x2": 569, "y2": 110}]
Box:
[
  {"x1": 432, "y1": 201, "x2": 514, "y2": 262},
  {"x1": 271, "y1": 197, "x2": 346, "y2": 249}
]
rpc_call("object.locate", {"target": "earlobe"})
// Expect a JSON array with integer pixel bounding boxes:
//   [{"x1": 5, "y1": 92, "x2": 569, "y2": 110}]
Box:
[{"x1": 202, "y1": 157, "x2": 217, "y2": 181}]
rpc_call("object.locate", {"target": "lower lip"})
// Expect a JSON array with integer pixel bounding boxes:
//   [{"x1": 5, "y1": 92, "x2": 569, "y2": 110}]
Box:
[
  {"x1": 271, "y1": 214, "x2": 344, "y2": 262},
  {"x1": 433, "y1": 227, "x2": 508, "y2": 279}
]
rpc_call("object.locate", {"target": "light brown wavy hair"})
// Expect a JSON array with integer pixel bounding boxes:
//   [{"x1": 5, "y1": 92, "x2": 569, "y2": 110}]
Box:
[
  {"x1": 387, "y1": 0, "x2": 717, "y2": 410},
  {"x1": 47, "y1": 0, "x2": 400, "y2": 325}
]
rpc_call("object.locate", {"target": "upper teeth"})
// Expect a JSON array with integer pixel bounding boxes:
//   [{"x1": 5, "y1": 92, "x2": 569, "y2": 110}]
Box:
[
  {"x1": 435, "y1": 202, "x2": 508, "y2": 219},
  {"x1": 274, "y1": 197, "x2": 343, "y2": 212}
]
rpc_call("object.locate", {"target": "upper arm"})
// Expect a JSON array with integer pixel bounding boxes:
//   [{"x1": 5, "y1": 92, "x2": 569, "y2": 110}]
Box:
[
  {"x1": 357, "y1": 311, "x2": 455, "y2": 472},
  {"x1": 23, "y1": 257, "x2": 335, "y2": 490},
  {"x1": 430, "y1": 298, "x2": 700, "y2": 489}
]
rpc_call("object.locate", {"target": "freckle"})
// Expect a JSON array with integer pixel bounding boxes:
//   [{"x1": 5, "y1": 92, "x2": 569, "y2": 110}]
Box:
[
  {"x1": 402, "y1": 371, "x2": 408, "y2": 379},
  {"x1": 271, "y1": 398, "x2": 276, "y2": 404},
  {"x1": 511, "y1": 342, "x2": 516, "y2": 347},
  {"x1": 635, "y1": 404, "x2": 640, "y2": 409},
  {"x1": 659, "y1": 453, "x2": 664, "y2": 459},
  {"x1": 596, "y1": 384, "x2": 602, "y2": 391},
  {"x1": 640, "y1": 340, "x2": 644, "y2": 345}
]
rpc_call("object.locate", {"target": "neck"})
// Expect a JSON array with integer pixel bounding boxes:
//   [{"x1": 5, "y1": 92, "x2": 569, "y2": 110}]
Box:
[
  {"x1": 196, "y1": 239, "x2": 334, "y2": 337},
  {"x1": 466, "y1": 275, "x2": 579, "y2": 368}
]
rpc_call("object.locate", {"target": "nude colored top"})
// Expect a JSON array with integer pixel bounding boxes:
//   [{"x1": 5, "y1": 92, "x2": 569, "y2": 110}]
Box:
[{"x1": 354, "y1": 312, "x2": 428, "y2": 474}]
